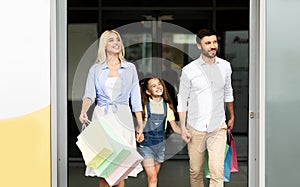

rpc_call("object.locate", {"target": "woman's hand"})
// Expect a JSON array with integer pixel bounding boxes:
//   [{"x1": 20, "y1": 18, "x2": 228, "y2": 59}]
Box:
[
  {"x1": 135, "y1": 131, "x2": 144, "y2": 143},
  {"x1": 80, "y1": 98, "x2": 92, "y2": 124},
  {"x1": 79, "y1": 113, "x2": 88, "y2": 124},
  {"x1": 134, "y1": 111, "x2": 144, "y2": 143}
]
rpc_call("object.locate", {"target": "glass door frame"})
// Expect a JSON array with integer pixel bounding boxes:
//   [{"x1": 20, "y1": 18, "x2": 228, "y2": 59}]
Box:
[
  {"x1": 51, "y1": 0, "x2": 68, "y2": 187},
  {"x1": 249, "y1": 0, "x2": 265, "y2": 186}
]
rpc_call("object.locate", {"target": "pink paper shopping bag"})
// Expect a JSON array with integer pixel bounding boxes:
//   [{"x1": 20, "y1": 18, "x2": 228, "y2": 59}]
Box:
[
  {"x1": 105, "y1": 148, "x2": 143, "y2": 186},
  {"x1": 229, "y1": 131, "x2": 239, "y2": 172}
]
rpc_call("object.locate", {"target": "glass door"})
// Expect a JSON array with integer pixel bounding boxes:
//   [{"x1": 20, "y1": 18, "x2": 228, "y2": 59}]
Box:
[{"x1": 67, "y1": 1, "x2": 250, "y2": 186}]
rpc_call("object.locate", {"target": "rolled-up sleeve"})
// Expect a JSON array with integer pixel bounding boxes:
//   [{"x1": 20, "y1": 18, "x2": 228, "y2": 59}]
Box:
[
  {"x1": 224, "y1": 64, "x2": 234, "y2": 102},
  {"x1": 177, "y1": 69, "x2": 190, "y2": 112},
  {"x1": 82, "y1": 65, "x2": 96, "y2": 102},
  {"x1": 129, "y1": 65, "x2": 142, "y2": 112}
]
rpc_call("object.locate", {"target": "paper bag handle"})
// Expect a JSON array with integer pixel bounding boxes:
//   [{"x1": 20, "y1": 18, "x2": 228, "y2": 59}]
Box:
[{"x1": 81, "y1": 119, "x2": 91, "y2": 132}]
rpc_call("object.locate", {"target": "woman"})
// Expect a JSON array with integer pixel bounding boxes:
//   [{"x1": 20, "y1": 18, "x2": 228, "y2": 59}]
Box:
[{"x1": 79, "y1": 30, "x2": 144, "y2": 187}]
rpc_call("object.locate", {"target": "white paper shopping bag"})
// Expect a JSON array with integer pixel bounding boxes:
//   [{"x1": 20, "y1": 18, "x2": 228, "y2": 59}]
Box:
[
  {"x1": 93, "y1": 116, "x2": 143, "y2": 181},
  {"x1": 76, "y1": 120, "x2": 113, "y2": 169}
]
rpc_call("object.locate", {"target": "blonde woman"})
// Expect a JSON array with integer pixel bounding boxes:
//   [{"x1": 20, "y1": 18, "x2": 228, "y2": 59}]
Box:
[{"x1": 79, "y1": 30, "x2": 144, "y2": 187}]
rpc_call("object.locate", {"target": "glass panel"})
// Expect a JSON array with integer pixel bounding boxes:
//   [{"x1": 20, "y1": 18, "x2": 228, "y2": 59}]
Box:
[
  {"x1": 216, "y1": 0, "x2": 248, "y2": 7},
  {"x1": 224, "y1": 31, "x2": 249, "y2": 162},
  {"x1": 216, "y1": 10, "x2": 249, "y2": 31},
  {"x1": 68, "y1": 10, "x2": 98, "y2": 23},
  {"x1": 67, "y1": 23, "x2": 98, "y2": 159},
  {"x1": 266, "y1": 0, "x2": 300, "y2": 186},
  {"x1": 68, "y1": 0, "x2": 98, "y2": 7},
  {"x1": 102, "y1": 0, "x2": 212, "y2": 7}
]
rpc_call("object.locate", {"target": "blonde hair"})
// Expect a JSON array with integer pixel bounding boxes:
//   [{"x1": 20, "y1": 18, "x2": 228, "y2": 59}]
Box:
[{"x1": 96, "y1": 30, "x2": 126, "y2": 63}]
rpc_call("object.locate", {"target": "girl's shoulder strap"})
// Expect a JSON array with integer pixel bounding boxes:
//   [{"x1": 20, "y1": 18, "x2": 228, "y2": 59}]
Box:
[
  {"x1": 163, "y1": 101, "x2": 167, "y2": 116},
  {"x1": 146, "y1": 102, "x2": 151, "y2": 117}
]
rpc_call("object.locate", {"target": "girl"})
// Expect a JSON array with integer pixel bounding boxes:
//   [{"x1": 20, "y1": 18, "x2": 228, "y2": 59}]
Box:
[{"x1": 138, "y1": 77, "x2": 181, "y2": 187}]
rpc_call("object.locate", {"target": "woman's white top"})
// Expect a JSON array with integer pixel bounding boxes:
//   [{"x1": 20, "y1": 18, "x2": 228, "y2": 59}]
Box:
[{"x1": 105, "y1": 77, "x2": 119, "y2": 100}]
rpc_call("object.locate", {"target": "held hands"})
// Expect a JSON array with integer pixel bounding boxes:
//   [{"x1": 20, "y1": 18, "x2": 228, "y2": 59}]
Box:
[
  {"x1": 181, "y1": 127, "x2": 191, "y2": 143},
  {"x1": 135, "y1": 115, "x2": 144, "y2": 143},
  {"x1": 135, "y1": 131, "x2": 144, "y2": 143}
]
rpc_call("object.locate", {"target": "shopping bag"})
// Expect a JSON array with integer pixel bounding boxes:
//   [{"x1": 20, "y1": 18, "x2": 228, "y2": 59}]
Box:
[
  {"x1": 204, "y1": 143, "x2": 232, "y2": 182},
  {"x1": 229, "y1": 131, "x2": 239, "y2": 172},
  {"x1": 76, "y1": 136, "x2": 112, "y2": 168},
  {"x1": 93, "y1": 116, "x2": 143, "y2": 180},
  {"x1": 91, "y1": 118, "x2": 130, "y2": 178},
  {"x1": 224, "y1": 145, "x2": 232, "y2": 182},
  {"x1": 105, "y1": 147, "x2": 144, "y2": 186},
  {"x1": 98, "y1": 149, "x2": 131, "y2": 178},
  {"x1": 76, "y1": 120, "x2": 113, "y2": 169}
]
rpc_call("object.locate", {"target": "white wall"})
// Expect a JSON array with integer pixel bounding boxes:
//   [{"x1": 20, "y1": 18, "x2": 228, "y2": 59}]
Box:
[{"x1": 0, "y1": 1, "x2": 51, "y2": 187}]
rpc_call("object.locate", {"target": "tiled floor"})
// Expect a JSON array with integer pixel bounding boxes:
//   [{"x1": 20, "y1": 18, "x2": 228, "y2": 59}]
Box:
[
  {"x1": 69, "y1": 160, "x2": 247, "y2": 187},
  {"x1": 69, "y1": 134, "x2": 248, "y2": 187}
]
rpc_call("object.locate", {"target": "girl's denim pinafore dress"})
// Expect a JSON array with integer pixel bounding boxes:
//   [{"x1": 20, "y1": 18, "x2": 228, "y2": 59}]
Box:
[
  {"x1": 137, "y1": 101, "x2": 167, "y2": 162},
  {"x1": 140, "y1": 101, "x2": 167, "y2": 146}
]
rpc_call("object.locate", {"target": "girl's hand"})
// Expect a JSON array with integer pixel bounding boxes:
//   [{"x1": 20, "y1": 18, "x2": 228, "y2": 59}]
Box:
[
  {"x1": 170, "y1": 121, "x2": 182, "y2": 134},
  {"x1": 79, "y1": 113, "x2": 88, "y2": 124},
  {"x1": 135, "y1": 131, "x2": 144, "y2": 143}
]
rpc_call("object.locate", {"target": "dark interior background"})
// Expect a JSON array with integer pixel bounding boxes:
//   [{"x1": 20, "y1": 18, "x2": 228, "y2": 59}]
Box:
[{"x1": 67, "y1": 0, "x2": 249, "y2": 161}]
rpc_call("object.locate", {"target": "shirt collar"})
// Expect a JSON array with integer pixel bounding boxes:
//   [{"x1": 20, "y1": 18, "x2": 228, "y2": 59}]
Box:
[
  {"x1": 198, "y1": 56, "x2": 220, "y2": 65},
  {"x1": 100, "y1": 60, "x2": 129, "y2": 70}
]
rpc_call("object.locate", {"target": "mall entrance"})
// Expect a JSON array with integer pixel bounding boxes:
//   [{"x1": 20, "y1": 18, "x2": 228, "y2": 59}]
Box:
[{"x1": 67, "y1": 1, "x2": 249, "y2": 186}]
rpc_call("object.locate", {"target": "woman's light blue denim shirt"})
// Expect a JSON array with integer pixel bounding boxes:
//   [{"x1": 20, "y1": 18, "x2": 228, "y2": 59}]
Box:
[{"x1": 83, "y1": 61, "x2": 142, "y2": 113}]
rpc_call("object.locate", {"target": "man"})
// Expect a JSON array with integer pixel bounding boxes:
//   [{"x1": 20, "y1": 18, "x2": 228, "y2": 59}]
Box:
[{"x1": 177, "y1": 29, "x2": 235, "y2": 187}]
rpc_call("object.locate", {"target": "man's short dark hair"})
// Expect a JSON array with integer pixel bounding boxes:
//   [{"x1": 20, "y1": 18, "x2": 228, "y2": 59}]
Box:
[{"x1": 196, "y1": 29, "x2": 217, "y2": 44}]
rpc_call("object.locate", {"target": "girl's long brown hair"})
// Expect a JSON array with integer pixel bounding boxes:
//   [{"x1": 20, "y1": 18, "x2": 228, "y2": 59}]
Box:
[{"x1": 139, "y1": 77, "x2": 176, "y2": 120}]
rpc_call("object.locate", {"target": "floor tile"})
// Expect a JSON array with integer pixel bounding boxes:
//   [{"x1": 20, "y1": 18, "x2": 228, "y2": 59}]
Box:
[{"x1": 69, "y1": 160, "x2": 247, "y2": 187}]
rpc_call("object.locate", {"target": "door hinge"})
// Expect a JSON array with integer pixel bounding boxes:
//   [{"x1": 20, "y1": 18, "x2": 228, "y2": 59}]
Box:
[{"x1": 249, "y1": 112, "x2": 255, "y2": 119}]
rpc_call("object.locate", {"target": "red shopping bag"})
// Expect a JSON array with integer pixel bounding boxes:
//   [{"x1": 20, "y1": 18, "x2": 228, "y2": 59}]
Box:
[{"x1": 228, "y1": 130, "x2": 238, "y2": 172}]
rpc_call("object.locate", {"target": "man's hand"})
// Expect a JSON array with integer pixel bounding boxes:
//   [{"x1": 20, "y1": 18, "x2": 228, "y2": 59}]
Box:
[
  {"x1": 227, "y1": 118, "x2": 234, "y2": 130},
  {"x1": 181, "y1": 127, "x2": 191, "y2": 143}
]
